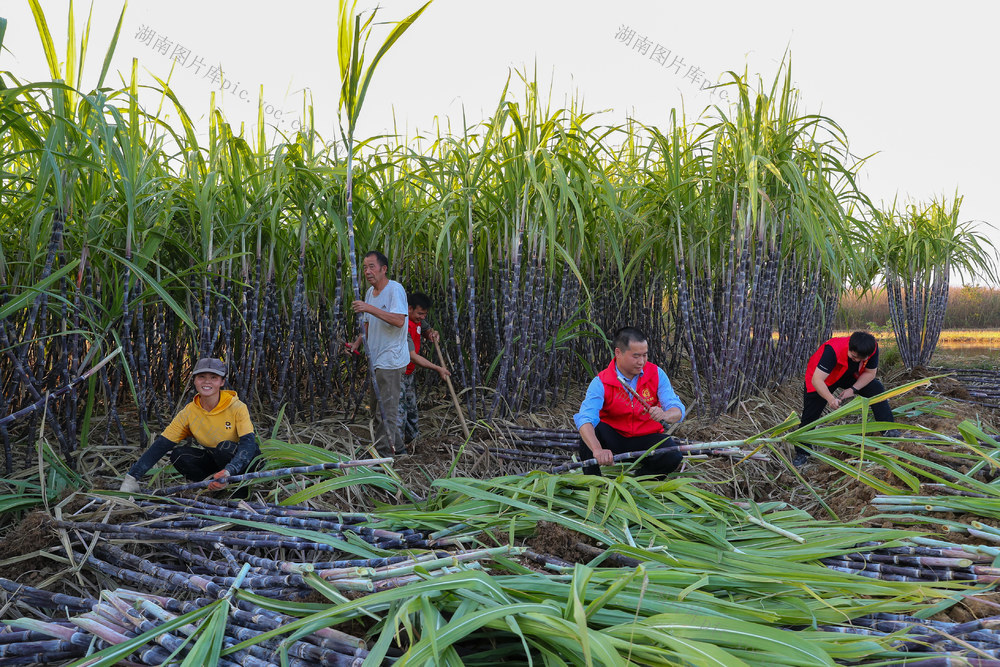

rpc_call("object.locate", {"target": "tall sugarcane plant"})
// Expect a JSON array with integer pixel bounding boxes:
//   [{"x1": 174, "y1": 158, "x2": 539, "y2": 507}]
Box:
[
  {"x1": 334, "y1": 0, "x2": 431, "y2": 434},
  {"x1": 640, "y1": 65, "x2": 864, "y2": 416},
  {"x1": 877, "y1": 196, "x2": 997, "y2": 369},
  {"x1": 3, "y1": 3, "x2": 997, "y2": 469}
]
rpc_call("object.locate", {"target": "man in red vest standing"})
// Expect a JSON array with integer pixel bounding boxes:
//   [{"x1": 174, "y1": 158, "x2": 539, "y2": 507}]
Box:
[
  {"x1": 573, "y1": 327, "x2": 686, "y2": 476},
  {"x1": 795, "y1": 330, "x2": 900, "y2": 466}
]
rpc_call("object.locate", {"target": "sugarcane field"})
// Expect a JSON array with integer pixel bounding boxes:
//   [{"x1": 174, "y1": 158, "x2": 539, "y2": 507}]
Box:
[{"x1": 3, "y1": 2, "x2": 1000, "y2": 666}]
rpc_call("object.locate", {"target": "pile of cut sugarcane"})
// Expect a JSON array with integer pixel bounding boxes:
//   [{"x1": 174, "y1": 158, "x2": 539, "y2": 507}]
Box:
[
  {"x1": 938, "y1": 368, "x2": 1000, "y2": 408},
  {"x1": 0, "y1": 492, "x2": 524, "y2": 665},
  {"x1": 6, "y1": 431, "x2": 1000, "y2": 665},
  {"x1": 0, "y1": 578, "x2": 369, "y2": 666},
  {"x1": 818, "y1": 614, "x2": 1000, "y2": 665},
  {"x1": 823, "y1": 541, "x2": 1000, "y2": 585}
]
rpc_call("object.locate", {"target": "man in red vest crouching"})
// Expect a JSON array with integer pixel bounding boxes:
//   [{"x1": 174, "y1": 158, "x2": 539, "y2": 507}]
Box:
[
  {"x1": 573, "y1": 327, "x2": 686, "y2": 477},
  {"x1": 795, "y1": 330, "x2": 900, "y2": 466}
]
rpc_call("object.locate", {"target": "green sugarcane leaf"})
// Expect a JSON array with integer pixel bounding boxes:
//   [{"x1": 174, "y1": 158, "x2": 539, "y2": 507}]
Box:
[
  {"x1": 232, "y1": 571, "x2": 514, "y2": 653},
  {"x1": 0, "y1": 259, "x2": 80, "y2": 321},
  {"x1": 199, "y1": 515, "x2": 384, "y2": 558},
  {"x1": 182, "y1": 600, "x2": 230, "y2": 666},
  {"x1": 642, "y1": 614, "x2": 835, "y2": 666},
  {"x1": 93, "y1": 247, "x2": 195, "y2": 329},
  {"x1": 656, "y1": 633, "x2": 752, "y2": 667}
]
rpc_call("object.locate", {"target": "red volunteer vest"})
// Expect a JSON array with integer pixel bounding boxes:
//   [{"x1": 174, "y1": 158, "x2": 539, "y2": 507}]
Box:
[
  {"x1": 404, "y1": 320, "x2": 421, "y2": 375},
  {"x1": 597, "y1": 360, "x2": 664, "y2": 437},
  {"x1": 804, "y1": 336, "x2": 872, "y2": 393}
]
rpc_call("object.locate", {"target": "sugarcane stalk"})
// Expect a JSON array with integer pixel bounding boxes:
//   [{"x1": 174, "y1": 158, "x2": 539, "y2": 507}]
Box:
[
  {"x1": 67, "y1": 523, "x2": 347, "y2": 552},
  {"x1": 432, "y1": 338, "x2": 470, "y2": 439},
  {"x1": 969, "y1": 528, "x2": 1000, "y2": 544},
  {"x1": 742, "y1": 514, "x2": 804, "y2": 543},
  {"x1": 541, "y1": 442, "x2": 751, "y2": 475},
  {"x1": 141, "y1": 495, "x2": 373, "y2": 522},
  {"x1": 152, "y1": 458, "x2": 392, "y2": 495},
  {"x1": 0, "y1": 345, "x2": 119, "y2": 431}
]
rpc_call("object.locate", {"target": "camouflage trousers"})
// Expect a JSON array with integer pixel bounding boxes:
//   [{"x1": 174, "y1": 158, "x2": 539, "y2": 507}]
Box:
[{"x1": 397, "y1": 373, "x2": 419, "y2": 446}]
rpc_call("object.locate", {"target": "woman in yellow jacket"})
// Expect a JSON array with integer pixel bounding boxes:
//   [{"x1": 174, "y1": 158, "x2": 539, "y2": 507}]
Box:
[{"x1": 119, "y1": 358, "x2": 259, "y2": 493}]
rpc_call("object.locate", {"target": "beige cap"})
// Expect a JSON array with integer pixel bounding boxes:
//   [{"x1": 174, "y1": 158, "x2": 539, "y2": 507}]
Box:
[{"x1": 192, "y1": 357, "x2": 227, "y2": 377}]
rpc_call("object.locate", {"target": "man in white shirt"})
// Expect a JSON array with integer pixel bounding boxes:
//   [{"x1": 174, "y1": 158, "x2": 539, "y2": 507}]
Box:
[{"x1": 348, "y1": 251, "x2": 410, "y2": 455}]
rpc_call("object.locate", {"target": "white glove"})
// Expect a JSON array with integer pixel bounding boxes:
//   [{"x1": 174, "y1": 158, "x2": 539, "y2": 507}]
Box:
[{"x1": 119, "y1": 474, "x2": 141, "y2": 494}]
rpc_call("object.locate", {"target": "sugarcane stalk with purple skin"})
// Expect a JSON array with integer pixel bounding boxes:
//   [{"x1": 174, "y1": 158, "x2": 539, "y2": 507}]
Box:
[
  {"x1": 141, "y1": 503, "x2": 407, "y2": 538},
  {"x1": 505, "y1": 438, "x2": 579, "y2": 450},
  {"x1": 503, "y1": 427, "x2": 580, "y2": 439},
  {"x1": 228, "y1": 548, "x2": 409, "y2": 572},
  {"x1": 140, "y1": 495, "x2": 374, "y2": 522},
  {"x1": 134, "y1": 598, "x2": 335, "y2": 667},
  {"x1": 540, "y1": 442, "x2": 748, "y2": 474},
  {"x1": 0, "y1": 629, "x2": 65, "y2": 646},
  {"x1": 0, "y1": 340, "x2": 118, "y2": 433},
  {"x1": 335, "y1": 3, "x2": 430, "y2": 453},
  {"x1": 150, "y1": 458, "x2": 392, "y2": 495},
  {"x1": 117, "y1": 590, "x2": 367, "y2": 654},
  {"x1": 69, "y1": 523, "x2": 348, "y2": 552}
]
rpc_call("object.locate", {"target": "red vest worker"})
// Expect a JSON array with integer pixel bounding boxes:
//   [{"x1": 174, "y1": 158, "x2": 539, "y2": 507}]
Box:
[
  {"x1": 574, "y1": 327, "x2": 686, "y2": 477},
  {"x1": 795, "y1": 331, "x2": 899, "y2": 466}
]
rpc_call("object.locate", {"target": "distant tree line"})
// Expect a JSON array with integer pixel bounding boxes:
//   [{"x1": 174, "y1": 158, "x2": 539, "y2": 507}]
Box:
[{"x1": 836, "y1": 287, "x2": 1000, "y2": 331}]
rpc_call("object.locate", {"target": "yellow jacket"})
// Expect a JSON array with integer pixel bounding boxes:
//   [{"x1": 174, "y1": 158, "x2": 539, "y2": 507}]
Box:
[{"x1": 161, "y1": 390, "x2": 254, "y2": 448}]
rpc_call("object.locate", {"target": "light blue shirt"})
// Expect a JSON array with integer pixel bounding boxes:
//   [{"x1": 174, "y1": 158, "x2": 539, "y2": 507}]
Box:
[
  {"x1": 363, "y1": 280, "x2": 409, "y2": 370},
  {"x1": 573, "y1": 364, "x2": 686, "y2": 430}
]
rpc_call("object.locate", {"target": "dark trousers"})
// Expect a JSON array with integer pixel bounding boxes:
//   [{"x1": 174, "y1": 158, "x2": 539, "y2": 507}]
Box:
[
  {"x1": 801, "y1": 377, "x2": 895, "y2": 428},
  {"x1": 168, "y1": 440, "x2": 260, "y2": 482},
  {"x1": 578, "y1": 422, "x2": 683, "y2": 477}
]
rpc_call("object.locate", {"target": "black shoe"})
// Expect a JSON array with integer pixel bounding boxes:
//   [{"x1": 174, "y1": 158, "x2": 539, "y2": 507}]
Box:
[
  {"x1": 884, "y1": 429, "x2": 902, "y2": 438},
  {"x1": 792, "y1": 452, "x2": 810, "y2": 468}
]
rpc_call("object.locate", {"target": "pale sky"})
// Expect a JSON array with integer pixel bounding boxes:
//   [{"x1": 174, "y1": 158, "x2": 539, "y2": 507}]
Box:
[{"x1": 3, "y1": 1, "x2": 998, "y2": 281}]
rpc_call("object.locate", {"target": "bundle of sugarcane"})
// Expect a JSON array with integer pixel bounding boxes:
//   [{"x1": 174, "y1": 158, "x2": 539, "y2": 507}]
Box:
[
  {"x1": 152, "y1": 458, "x2": 393, "y2": 496},
  {"x1": 815, "y1": 612, "x2": 1000, "y2": 661},
  {"x1": 819, "y1": 534, "x2": 1000, "y2": 587},
  {"x1": 937, "y1": 368, "x2": 1000, "y2": 403},
  {"x1": 872, "y1": 494, "x2": 1000, "y2": 523},
  {"x1": 821, "y1": 554, "x2": 1000, "y2": 584},
  {"x1": 500, "y1": 426, "x2": 580, "y2": 449},
  {"x1": 32, "y1": 493, "x2": 520, "y2": 602},
  {"x1": 0, "y1": 578, "x2": 370, "y2": 666},
  {"x1": 945, "y1": 369, "x2": 1000, "y2": 385}
]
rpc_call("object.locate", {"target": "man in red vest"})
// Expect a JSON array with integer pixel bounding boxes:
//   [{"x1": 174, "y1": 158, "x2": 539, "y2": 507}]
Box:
[
  {"x1": 795, "y1": 330, "x2": 900, "y2": 466},
  {"x1": 573, "y1": 327, "x2": 686, "y2": 476}
]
